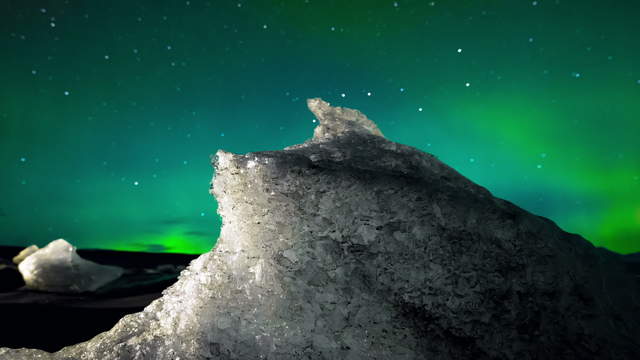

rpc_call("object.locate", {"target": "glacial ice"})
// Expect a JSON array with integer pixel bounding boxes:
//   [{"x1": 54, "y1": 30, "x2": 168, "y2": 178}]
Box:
[
  {"x1": 12, "y1": 245, "x2": 39, "y2": 264},
  {"x1": 0, "y1": 98, "x2": 638, "y2": 359},
  {"x1": 17, "y1": 239, "x2": 123, "y2": 293}
]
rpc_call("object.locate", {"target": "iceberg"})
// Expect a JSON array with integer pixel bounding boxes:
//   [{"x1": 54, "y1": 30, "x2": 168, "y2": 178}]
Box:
[{"x1": 18, "y1": 239, "x2": 123, "y2": 293}]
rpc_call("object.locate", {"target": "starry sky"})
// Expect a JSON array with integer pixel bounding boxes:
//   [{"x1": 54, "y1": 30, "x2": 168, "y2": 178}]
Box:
[{"x1": 1, "y1": 0, "x2": 639, "y2": 254}]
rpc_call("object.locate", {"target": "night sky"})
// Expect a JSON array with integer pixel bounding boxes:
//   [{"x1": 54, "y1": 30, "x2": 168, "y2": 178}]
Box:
[{"x1": 1, "y1": 0, "x2": 638, "y2": 254}]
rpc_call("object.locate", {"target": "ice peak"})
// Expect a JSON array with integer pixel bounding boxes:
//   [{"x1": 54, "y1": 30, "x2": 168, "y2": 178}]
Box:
[{"x1": 307, "y1": 98, "x2": 384, "y2": 140}]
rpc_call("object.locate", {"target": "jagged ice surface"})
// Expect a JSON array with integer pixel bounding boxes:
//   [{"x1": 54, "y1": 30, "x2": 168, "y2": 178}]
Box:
[{"x1": 1, "y1": 98, "x2": 638, "y2": 359}]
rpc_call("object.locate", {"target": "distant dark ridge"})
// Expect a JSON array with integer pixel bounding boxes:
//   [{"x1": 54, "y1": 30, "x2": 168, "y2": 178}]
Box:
[
  {"x1": 76, "y1": 248, "x2": 199, "y2": 268},
  {"x1": 623, "y1": 253, "x2": 640, "y2": 281},
  {"x1": 624, "y1": 252, "x2": 640, "y2": 263}
]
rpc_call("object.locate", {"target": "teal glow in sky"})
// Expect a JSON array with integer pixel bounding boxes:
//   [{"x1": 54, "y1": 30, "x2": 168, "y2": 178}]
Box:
[{"x1": 1, "y1": 0, "x2": 638, "y2": 254}]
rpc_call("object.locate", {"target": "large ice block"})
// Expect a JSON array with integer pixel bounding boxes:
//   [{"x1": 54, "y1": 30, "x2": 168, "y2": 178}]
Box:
[{"x1": 18, "y1": 239, "x2": 123, "y2": 293}]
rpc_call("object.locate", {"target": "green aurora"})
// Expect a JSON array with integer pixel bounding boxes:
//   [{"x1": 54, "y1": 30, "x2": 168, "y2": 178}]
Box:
[{"x1": 1, "y1": 0, "x2": 638, "y2": 254}]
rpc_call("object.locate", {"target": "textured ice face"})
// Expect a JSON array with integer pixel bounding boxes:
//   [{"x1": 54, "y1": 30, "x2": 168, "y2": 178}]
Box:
[
  {"x1": 1, "y1": 99, "x2": 638, "y2": 359},
  {"x1": 18, "y1": 239, "x2": 123, "y2": 293}
]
